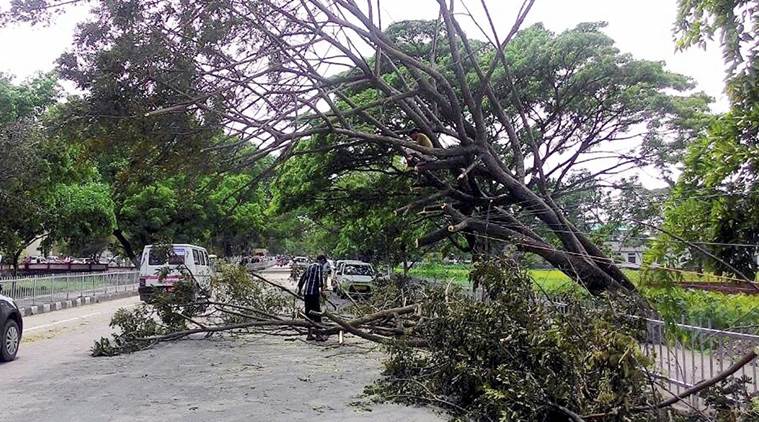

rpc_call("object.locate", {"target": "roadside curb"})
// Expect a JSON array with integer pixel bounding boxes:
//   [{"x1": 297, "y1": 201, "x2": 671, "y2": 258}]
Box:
[{"x1": 19, "y1": 289, "x2": 138, "y2": 317}]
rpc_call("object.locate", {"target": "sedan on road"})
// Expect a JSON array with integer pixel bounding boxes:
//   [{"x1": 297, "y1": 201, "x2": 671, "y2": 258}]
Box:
[
  {"x1": 334, "y1": 260, "x2": 376, "y2": 297},
  {"x1": 0, "y1": 291, "x2": 22, "y2": 361}
]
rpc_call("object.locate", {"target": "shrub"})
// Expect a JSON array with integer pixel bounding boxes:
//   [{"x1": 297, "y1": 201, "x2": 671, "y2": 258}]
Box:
[{"x1": 371, "y1": 258, "x2": 658, "y2": 420}]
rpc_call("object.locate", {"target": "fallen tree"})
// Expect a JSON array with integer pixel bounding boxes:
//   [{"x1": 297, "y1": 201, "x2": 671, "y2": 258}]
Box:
[{"x1": 92, "y1": 261, "x2": 759, "y2": 420}]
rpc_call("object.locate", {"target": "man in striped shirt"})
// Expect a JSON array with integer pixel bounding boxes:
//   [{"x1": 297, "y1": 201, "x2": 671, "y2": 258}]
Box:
[{"x1": 298, "y1": 255, "x2": 328, "y2": 341}]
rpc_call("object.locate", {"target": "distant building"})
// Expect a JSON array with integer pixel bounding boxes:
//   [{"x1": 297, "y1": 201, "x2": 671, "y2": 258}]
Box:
[
  {"x1": 22, "y1": 237, "x2": 48, "y2": 259},
  {"x1": 605, "y1": 241, "x2": 647, "y2": 269}
]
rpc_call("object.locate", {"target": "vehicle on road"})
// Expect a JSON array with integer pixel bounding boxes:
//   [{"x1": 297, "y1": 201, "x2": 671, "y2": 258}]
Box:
[
  {"x1": 330, "y1": 260, "x2": 348, "y2": 290},
  {"x1": 291, "y1": 256, "x2": 309, "y2": 267},
  {"x1": 242, "y1": 255, "x2": 273, "y2": 272},
  {"x1": 0, "y1": 289, "x2": 22, "y2": 362},
  {"x1": 334, "y1": 260, "x2": 376, "y2": 297},
  {"x1": 138, "y1": 244, "x2": 214, "y2": 302}
]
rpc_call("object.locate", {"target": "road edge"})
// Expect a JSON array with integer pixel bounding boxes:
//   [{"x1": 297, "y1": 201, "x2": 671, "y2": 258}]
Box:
[{"x1": 19, "y1": 289, "x2": 138, "y2": 317}]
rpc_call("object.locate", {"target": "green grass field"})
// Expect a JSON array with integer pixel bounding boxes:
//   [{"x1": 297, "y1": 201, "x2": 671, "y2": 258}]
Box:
[
  {"x1": 404, "y1": 263, "x2": 759, "y2": 330},
  {"x1": 406, "y1": 264, "x2": 581, "y2": 295}
]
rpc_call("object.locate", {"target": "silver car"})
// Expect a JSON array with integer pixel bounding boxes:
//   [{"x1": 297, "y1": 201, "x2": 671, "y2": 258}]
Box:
[{"x1": 0, "y1": 290, "x2": 23, "y2": 362}]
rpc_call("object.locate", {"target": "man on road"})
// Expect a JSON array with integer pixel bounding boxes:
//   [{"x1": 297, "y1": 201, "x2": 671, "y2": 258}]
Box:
[{"x1": 297, "y1": 255, "x2": 328, "y2": 341}]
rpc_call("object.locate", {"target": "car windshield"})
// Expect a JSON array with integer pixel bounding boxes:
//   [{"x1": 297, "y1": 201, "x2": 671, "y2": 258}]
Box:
[
  {"x1": 148, "y1": 248, "x2": 188, "y2": 265},
  {"x1": 343, "y1": 264, "x2": 373, "y2": 276}
]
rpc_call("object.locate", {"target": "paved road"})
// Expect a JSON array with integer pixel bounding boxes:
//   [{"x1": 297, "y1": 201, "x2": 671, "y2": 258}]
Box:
[
  {"x1": 0, "y1": 267, "x2": 442, "y2": 422},
  {"x1": 2, "y1": 295, "x2": 141, "y2": 380}
]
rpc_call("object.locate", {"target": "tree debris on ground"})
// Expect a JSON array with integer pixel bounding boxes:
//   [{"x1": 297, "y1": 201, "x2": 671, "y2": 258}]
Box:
[{"x1": 92, "y1": 261, "x2": 759, "y2": 420}]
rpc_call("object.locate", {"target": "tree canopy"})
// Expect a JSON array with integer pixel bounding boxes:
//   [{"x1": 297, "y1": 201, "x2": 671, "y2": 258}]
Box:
[
  {"x1": 2, "y1": 0, "x2": 715, "y2": 294},
  {"x1": 649, "y1": 0, "x2": 759, "y2": 282}
]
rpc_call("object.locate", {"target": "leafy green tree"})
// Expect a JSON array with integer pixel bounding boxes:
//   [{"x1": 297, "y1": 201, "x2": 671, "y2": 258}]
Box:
[
  {"x1": 269, "y1": 20, "x2": 708, "y2": 292},
  {"x1": 650, "y1": 113, "x2": 759, "y2": 279},
  {"x1": 0, "y1": 73, "x2": 59, "y2": 268},
  {"x1": 271, "y1": 139, "x2": 430, "y2": 269},
  {"x1": 675, "y1": 0, "x2": 758, "y2": 111},
  {"x1": 650, "y1": 0, "x2": 759, "y2": 281},
  {"x1": 114, "y1": 173, "x2": 267, "y2": 262},
  {"x1": 46, "y1": 182, "x2": 116, "y2": 258}
]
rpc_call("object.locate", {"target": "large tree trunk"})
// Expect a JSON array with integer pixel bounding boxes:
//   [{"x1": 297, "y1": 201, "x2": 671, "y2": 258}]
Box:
[
  {"x1": 113, "y1": 228, "x2": 139, "y2": 267},
  {"x1": 426, "y1": 193, "x2": 636, "y2": 295},
  {"x1": 12, "y1": 249, "x2": 21, "y2": 277}
]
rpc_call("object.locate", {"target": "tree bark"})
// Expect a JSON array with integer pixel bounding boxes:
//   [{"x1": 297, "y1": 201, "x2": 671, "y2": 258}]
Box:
[
  {"x1": 113, "y1": 228, "x2": 139, "y2": 267},
  {"x1": 12, "y1": 249, "x2": 21, "y2": 276}
]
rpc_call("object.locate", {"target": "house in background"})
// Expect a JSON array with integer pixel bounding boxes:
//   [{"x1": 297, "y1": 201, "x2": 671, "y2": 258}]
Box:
[{"x1": 605, "y1": 241, "x2": 647, "y2": 269}]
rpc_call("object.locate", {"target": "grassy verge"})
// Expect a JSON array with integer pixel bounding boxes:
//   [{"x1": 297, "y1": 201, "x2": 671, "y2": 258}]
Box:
[
  {"x1": 405, "y1": 263, "x2": 759, "y2": 331},
  {"x1": 405, "y1": 264, "x2": 581, "y2": 296}
]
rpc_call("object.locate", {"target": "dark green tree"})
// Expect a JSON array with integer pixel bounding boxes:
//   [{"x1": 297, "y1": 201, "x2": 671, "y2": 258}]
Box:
[
  {"x1": 0, "y1": 73, "x2": 58, "y2": 269},
  {"x1": 649, "y1": 0, "x2": 758, "y2": 280},
  {"x1": 271, "y1": 138, "x2": 431, "y2": 270}
]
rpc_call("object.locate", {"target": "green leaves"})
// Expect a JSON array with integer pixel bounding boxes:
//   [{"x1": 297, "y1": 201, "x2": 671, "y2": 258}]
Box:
[
  {"x1": 269, "y1": 134, "x2": 427, "y2": 263},
  {"x1": 372, "y1": 258, "x2": 655, "y2": 420},
  {"x1": 650, "y1": 112, "x2": 759, "y2": 280},
  {"x1": 47, "y1": 182, "x2": 116, "y2": 256}
]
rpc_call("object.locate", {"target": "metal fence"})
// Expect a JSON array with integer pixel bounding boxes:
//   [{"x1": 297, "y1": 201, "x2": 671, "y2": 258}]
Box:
[
  {"x1": 643, "y1": 319, "x2": 759, "y2": 408},
  {"x1": 0, "y1": 271, "x2": 139, "y2": 308},
  {"x1": 546, "y1": 300, "x2": 759, "y2": 408}
]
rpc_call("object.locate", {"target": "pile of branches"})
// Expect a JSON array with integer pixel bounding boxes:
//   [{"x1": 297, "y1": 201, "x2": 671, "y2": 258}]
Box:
[
  {"x1": 91, "y1": 263, "x2": 429, "y2": 356},
  {"x1": 92, "y1": 261, "x2": 759, "y2": 420}
]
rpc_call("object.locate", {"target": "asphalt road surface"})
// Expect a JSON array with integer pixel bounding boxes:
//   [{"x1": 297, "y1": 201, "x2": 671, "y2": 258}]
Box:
[{"x1": 0, "y1": 267, "x2": 443, "y2": 422}]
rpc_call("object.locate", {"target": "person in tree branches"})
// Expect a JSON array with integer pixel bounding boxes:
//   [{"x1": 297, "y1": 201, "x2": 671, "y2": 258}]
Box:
[
  {"x1": 409, "y1": 127, "x2": 433, "y2": 149},
  {"x1": 404, "y1": 127, "x2": 434, "y2": 169},
  {"x1": 298, "y1": 255, "x2": 328, "y2": 341}
]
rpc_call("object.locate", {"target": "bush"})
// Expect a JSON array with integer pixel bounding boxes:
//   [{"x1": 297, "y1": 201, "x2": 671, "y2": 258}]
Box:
[
  {"x1": 91, "y1": 280, "x2": 198, "y2": 356},
  {"x1": 371, "y1": 258, "x2": 658, "y2": 420}
]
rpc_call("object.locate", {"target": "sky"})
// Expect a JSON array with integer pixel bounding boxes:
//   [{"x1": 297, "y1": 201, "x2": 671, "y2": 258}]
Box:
[
  {"x1": 0, "y1": 0, "x2": 730, "y2": 187},
  {"x1": 0, "y1": 0, "x2": 730, "y2": 110}
]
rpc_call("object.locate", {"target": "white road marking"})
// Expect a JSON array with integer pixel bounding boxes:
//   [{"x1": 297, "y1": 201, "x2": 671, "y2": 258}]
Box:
[{"x1": 25, "y1": 304, "x2": 137, "y2": 332}]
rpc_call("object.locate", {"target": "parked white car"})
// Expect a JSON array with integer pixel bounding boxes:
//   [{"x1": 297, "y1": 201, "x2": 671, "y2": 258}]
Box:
[
  {"x1": 334, "y1": 260, "x2": 375, "y2": 297},
  {"x1": 138, "y1": 244, "x2": 214, "y2": 302},
  {"x1": 330, "y1": 260, "x2": 347, "y2": 290}
]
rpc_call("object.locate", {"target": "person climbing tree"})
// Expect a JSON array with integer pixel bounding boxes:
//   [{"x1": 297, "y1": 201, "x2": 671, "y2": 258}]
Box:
[
  {"x1": 403, "y1": 127, "x2": 434, "y2": 169},
  {"x1": 409, "y1": 127, "x2": 433, "y2": 149}
]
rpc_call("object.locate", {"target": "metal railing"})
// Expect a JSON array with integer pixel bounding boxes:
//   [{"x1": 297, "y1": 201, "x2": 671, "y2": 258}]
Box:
[
  {"x1": 643, "y1": 319, "x2": 759, "y2": 408},
  {"x1": 0, "y1": 271, "x2": 139, "y2": 308},
  {"x1": 546, "y1": 300, "x2": 759, "y2": 408}
]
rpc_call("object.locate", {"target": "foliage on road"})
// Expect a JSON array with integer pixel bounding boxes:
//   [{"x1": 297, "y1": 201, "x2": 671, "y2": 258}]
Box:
[
  {"x1": 92, "y1": 264, "x2": 293, "y2": 356},
  {"x1": 370, "y1": 258, "x2": 658, "y2": 420}
]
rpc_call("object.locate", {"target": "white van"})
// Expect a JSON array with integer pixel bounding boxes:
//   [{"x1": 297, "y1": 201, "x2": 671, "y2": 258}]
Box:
[
  {"x1": 138, "y1": 244, "x2": 214, "y2": 302},
  {"x1": 334, "y1": 260, "x2": 375, "y2": 296}
]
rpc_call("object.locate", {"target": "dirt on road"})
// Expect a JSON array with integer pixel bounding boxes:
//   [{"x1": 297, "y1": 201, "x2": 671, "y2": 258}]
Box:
[{"x1": 1, "y1": 269, "x2": 445, "y2": 422}]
